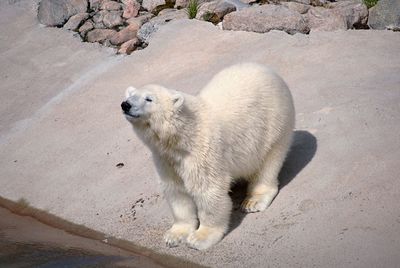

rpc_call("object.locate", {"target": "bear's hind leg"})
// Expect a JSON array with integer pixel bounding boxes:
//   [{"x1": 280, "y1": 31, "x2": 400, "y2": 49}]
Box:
[
  {"x1": 241, "y1": 134, "x2": 292, "y2": 213},
  {"x1": 163, "y1": 183, "x2": 199, "y2": 247}
]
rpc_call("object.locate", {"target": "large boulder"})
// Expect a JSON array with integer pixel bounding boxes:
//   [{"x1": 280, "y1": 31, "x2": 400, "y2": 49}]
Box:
[
  {"x1": 196, "y1": 0, "x2": 236, "y2": 24},
  {"x1": 222, "y1": 4, "x2": 309, "y2": 34},
  {"x1": 368, "y1": 0, "x2": 400, "y2": 30},
  {"x1": 137, "y1": 9, "x2": 187, "y2": 43},
  {"x1": 307, "y1": 0, "x2": 368, "y2": 31},
  {"x1": 306, "y1": 7, "x2": 348, "y2": 31},
  {"x1": 281, "y1": 2, "x2": 310, "y2": 14},
  {"x1": 38, "y1": 0, "x2": 88, "y2": 26},
  {"x1": 330, "y1": 0, "x2": 368, "y2": 28}
]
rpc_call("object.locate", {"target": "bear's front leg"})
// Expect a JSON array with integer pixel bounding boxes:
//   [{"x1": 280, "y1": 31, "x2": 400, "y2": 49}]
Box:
[
  {"x1": 162, "y1": 182, "x2": 198, "y2": 248},
  {"x1": 187, "y1": 188, "x2": 232, "y2": 250}
]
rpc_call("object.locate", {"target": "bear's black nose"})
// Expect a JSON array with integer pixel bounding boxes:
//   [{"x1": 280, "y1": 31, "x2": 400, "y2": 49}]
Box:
[{"x1": 121, "y1": 101, "x2": 131, "y2": 112}]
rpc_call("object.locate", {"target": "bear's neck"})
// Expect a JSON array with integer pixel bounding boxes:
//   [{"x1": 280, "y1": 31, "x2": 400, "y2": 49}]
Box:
[{"x1": 144, "y1": 94, "x2": 205, "y2": 160}]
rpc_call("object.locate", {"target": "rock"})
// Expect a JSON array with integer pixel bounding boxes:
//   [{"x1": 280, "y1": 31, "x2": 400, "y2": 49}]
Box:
[
  {"x1": 281, "y1": 2, "x2": 310, "y2": 14},
  {"x1": 239, "y1": 0, "x2": 257, "y2": 4},
  {"x1": 137, "y1": 9, "x2": 187, "y2": 43},
  {"x1": 307, "y1": 0, "x2": 368, "y2": 31},
  {"x1": 306, "y1": 7, "x2": 347, "y2": 31},
  {"x1": 293, "y1": 0, "x2": 311, "y2": 4},
  {"x1": 310, "y1": 0, "x2": 328, "y2": 6},
  {"x1": 122, "y1": 0, "x2": 141, "y2": 18},
  {"x1": 142, "y1": 0, "x2": 175, "y2": 14},
  {"x1": 86, "y1": 29, "x2": 117, "y2": 42},
  {"x1": 127, "y1": 13, "x2": 154, "y2": 27},
  {"x1": 157, "y1": 8, "x2": 186, "y2": 16},
  {"x1": 93, "y1": 22, "x2": 106, "y2": 29},
  {"x1": 222, "y1": 4, "x2": 309, "y2": 34},
  {"x1": 63, "y1": 13, "x2": 89, "y2": 31},
  {"x1": 37, "y1": 0, "x2": 88, "y2": 26},
  {"x1": 175, "y1": 0, "x2": 209, "y2": 8},
  {"x1": 103, "y1": 11, "x2": 124, "y2": 27},
  {"x1": 196, "y1": 0, "x2": 236, "y2": 24},
  {"x1": 89, "y1": 0, "x2": 101, "y2": 11},
  {"x1": 110, "y1": 24, "x2": 140, "y2": 45},
  {"x1": 92, "y1": 10, "x2": 109, "y2": 28},
  {"x1": 174, "y1": 0, "x2": 188, "y2": 8},
  {"x1": 118, "y1": 38, "x2": 140, "y2": 54},
  {"x1": 100, "y1": 1, "x2": 122, "y2": 11},
  {"x1": 332, "y1": 0, "x2": 368, "y2": 28},
  {"x1": 368, "y1": 0, "x2": 400, "y2": 30},
  {"x1": 79, "y1": 20, "x2": 94, "y2": 36}
]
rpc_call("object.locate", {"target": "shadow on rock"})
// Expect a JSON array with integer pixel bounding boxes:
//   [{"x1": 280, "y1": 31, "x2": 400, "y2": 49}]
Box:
[{"x1": 228, "y1": 130, "x2": 317, "y2": 234}]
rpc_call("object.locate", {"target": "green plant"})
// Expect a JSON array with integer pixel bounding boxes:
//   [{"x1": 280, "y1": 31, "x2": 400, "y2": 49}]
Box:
[
  {"x1": 186, "y1": 0, "x2": 201, "y2": 19},
  {"x1": 363, "y1": 0, "x2": 378, "y2": 8}
]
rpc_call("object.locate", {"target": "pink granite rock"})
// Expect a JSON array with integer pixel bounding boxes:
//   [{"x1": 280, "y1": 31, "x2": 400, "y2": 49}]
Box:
[
  {"x1": 122, "y1": 0, "x2": 141, "y2": 19},
  {"x1": 110, "y1": 24, "x2": 140, "y2": 45},
  {"x1": 118, "y1": 38, "x2": 140, "y2": 54}
]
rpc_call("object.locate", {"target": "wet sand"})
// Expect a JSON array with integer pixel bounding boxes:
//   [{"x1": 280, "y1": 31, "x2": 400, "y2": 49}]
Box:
[{"x1": 0, "y1": 207, "x2": 164, "y2": 268}]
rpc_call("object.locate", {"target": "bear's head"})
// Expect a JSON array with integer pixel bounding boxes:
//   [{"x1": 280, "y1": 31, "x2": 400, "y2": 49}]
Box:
[{"x1": 121, "y1": 85, "x2": 185, "y2": 129}]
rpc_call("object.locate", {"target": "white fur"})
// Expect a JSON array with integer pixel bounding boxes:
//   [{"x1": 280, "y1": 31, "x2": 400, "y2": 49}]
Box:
[
  {"x1": 123, "y1": 63, "x2": 295, "y2": 250},
  {"x1": 125, "y1": 86, "x2": 136, "y2": 98}
]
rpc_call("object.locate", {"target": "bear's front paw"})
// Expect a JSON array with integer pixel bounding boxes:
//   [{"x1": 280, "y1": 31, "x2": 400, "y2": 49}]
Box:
[
  {"x1": 164, "y1": 224, "x2": 195, "y2": 248},
  {"x1": 186, "y1": 226, "x2": 224, "y2": 250}
]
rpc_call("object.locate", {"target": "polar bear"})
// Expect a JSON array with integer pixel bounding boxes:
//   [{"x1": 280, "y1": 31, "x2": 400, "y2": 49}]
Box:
[{"x1": 121, "y1": 63, "x2": 295, "y2": 250}]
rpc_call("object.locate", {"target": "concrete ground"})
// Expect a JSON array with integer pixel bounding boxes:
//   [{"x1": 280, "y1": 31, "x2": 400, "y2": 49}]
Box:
[{"x1": 1, "y1": 1, "x2": 400, "y2": 267}]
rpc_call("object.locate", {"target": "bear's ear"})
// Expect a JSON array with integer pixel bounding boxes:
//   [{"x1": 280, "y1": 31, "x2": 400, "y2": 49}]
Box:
[
  {"x1": 125, "y1": 86, "x2": 136, "y2": 98},
  {"x1": 172, "y1": 93, "x2": 184, "y2": 109}
]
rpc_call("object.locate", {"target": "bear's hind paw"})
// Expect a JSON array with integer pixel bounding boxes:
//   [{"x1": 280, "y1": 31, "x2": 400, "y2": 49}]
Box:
[{"x1": 241, "y1": 196, "x2": 273, "y2": 213}]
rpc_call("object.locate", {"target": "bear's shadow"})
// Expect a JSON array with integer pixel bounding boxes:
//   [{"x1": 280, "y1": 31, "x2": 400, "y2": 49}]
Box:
[{"x1": 228, "y1": 130, "x2": 317, "y2": 234}]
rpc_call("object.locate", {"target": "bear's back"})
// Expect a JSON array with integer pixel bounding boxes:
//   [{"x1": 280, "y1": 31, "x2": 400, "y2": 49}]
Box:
[{"x1": 198, "y1": 63, "x2": 292, "y2": 124}]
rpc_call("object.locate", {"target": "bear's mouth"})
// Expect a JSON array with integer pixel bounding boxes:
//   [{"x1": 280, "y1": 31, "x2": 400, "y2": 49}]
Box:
[{"x1": 124, "y1": 112, "x2": 140, "y2": 118}]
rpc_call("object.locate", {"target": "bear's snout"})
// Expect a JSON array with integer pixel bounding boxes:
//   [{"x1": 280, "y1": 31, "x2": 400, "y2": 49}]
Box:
[{"x1": 121, "y1": 101, "x2": 131, "y2": 113}]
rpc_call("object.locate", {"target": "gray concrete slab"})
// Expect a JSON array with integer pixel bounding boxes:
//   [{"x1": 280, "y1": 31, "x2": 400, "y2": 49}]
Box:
[
  {"x1": 0, "y1": 0, "x2": 119, "y2": 139},
  {"x1": 1, "y1": 1, "x2": 400, "y2": 267}
]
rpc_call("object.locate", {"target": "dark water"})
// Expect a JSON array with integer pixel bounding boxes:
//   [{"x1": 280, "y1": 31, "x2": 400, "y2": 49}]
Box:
[{"x1": 0, "y1": 207, "x2": 164, "y2": 268}]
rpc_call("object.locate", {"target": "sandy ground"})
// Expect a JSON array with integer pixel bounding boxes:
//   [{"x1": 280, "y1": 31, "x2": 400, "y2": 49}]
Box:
[{"x1": 1, "y1": 1, "x2": 400, "y2": 267}]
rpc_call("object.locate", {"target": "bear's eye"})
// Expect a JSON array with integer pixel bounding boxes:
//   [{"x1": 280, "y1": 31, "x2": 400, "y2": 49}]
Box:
[{"x1": 145, "y1": 96, "x2": 153, "y2": 102}]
